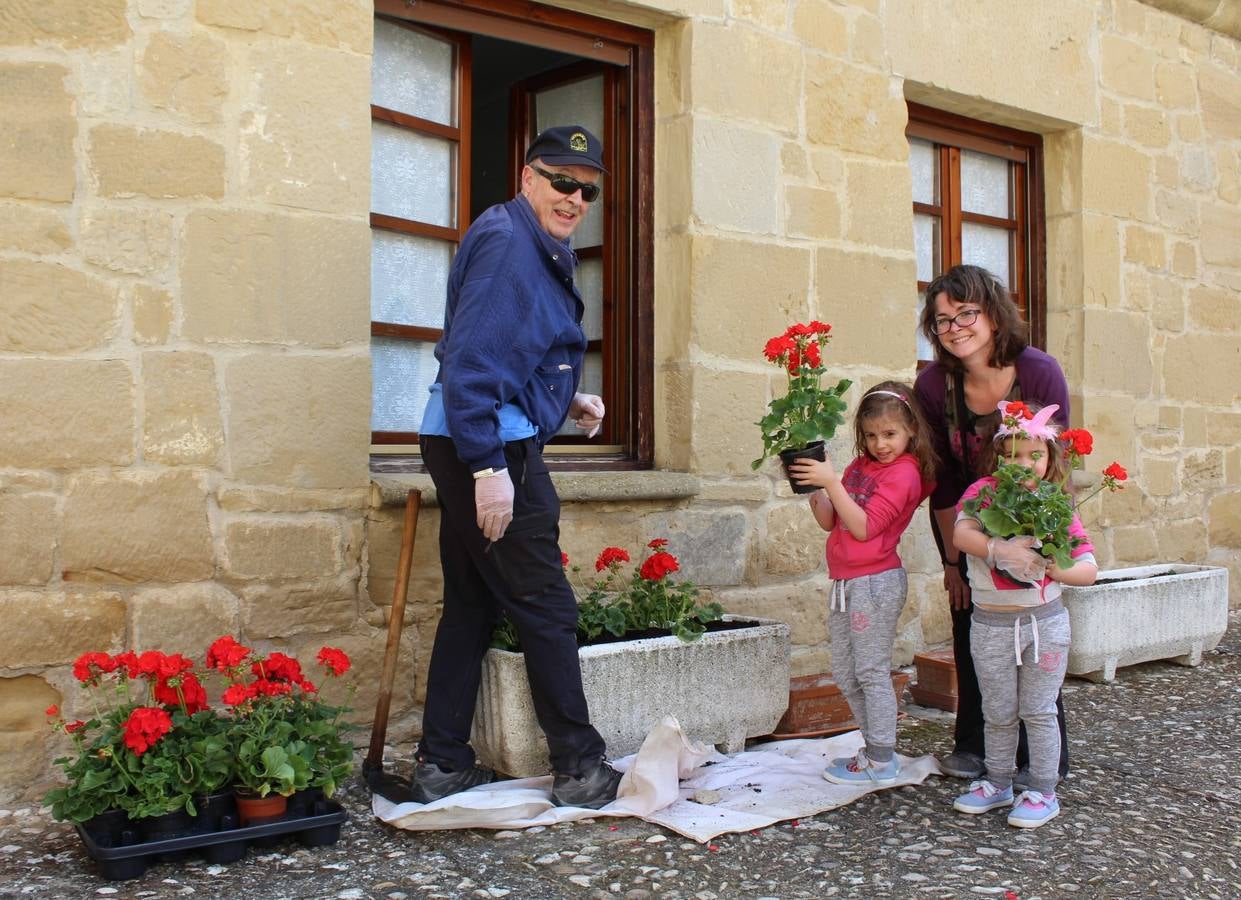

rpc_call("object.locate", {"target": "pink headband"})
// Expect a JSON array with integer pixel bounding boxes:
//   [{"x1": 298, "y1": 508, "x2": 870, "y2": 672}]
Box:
[
  {"x1": 995, "y1": 401, "x2": 1060, "y2": 442},
  {"x1": 865, "y1": 389, "x2": 910, "y2": 407}
]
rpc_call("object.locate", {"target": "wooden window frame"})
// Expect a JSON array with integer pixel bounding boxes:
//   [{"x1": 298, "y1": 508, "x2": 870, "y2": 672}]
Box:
[
  {"x1": 906, "y1": 102, "x2": 1047, "y2": 351},
  {"x1": 370, "y1": 0, "x2": 655, "y2": 470}
]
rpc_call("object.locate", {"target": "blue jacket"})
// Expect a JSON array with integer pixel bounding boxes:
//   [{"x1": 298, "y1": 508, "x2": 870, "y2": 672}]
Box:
[{"x1": 434, "y1": 195, "x2": 587, "y2": 472}]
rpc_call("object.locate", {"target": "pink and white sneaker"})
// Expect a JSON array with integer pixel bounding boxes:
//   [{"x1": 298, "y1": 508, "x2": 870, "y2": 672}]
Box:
[{"x1": 1007, "y1": 790, "x2": 1060, "y2": 828}]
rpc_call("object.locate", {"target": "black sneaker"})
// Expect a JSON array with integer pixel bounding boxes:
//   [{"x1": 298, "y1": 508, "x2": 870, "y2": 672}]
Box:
[
  {"x1": 550, "y1": 759, "x2": 623, "y2": 809},
  {"x1": 938, "y1": 751, "x2": 986, "y2": 779},
  {"x1": 410, "y1": 760, "x2": 496, "y2": 803}
]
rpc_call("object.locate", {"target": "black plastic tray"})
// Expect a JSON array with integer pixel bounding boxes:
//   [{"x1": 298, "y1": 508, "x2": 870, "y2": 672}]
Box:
[{"x1": 75, "y1": 801, "x2": 348, "y2": 881}]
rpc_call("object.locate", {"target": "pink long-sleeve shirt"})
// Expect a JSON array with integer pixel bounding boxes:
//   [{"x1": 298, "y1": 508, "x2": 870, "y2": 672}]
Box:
[{"x1": 826, "y1": 454, "x2": 933, "y2": 580}]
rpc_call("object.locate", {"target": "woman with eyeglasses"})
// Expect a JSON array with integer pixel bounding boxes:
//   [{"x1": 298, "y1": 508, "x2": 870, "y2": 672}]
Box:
[{"x1": 913, "y1": 264, "x2": 1071, "y2": 789}]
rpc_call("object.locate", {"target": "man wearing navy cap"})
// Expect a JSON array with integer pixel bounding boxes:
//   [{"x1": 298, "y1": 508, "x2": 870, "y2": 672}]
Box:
[{"x1": 409, "y1": 125, "x2": 621, "y2": 809}]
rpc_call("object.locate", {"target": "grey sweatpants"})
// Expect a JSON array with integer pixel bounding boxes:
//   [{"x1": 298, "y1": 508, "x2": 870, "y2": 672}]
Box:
[
  {"x1": 827, "y1": 567, "x2": 908, "y2": 762},
  {"x1": 970, "y1": 601, "x2": 1070, "y2": 795}
]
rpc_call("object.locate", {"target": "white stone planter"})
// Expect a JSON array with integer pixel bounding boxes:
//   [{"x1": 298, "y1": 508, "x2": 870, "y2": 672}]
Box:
[
  {"x1": 470, "y1": 616, "x2": 791, "y2": 776},
  {"x1": 1061, "y1": 564, "x2": 1230, "y2": 683}
]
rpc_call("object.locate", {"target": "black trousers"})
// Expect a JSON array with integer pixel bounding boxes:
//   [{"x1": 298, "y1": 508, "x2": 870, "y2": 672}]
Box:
[
  {"x1": 951, "y1": 558, "x2": 1070, "y2": 777},
  {"x1": 417, "y1": 436, "x2": 605, "y2": 776}
]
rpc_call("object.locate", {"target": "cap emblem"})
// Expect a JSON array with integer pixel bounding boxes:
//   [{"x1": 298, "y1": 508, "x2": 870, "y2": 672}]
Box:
[{"x1": 569, "y1": 131, "x2": 588, "y2": 153}]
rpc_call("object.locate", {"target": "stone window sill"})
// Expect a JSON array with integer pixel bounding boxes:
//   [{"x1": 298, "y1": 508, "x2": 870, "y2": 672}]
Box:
[{"x1": 369, "y1": 470, "x2": 700, "y2": 509}]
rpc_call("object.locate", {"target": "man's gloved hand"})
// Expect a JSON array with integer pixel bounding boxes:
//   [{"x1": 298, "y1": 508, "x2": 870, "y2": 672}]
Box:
[
  {"x1": 475, "y1": 469, "x2": 514, "y2": 542},
  {"x1": 569, "y1": 391, "x2": 605, "y2": 439},
  {"x1": 987, "y1": 535, "x2": 1049, "y2": 583}
]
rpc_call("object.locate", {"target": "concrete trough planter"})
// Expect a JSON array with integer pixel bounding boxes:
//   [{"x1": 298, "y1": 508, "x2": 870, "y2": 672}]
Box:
[
  {"x1": 1062, "y1": 563, "x2": 1229, "y2": 683},
  {"x1": 470, "y1": 616, "x2": 791, "y2": 777}
]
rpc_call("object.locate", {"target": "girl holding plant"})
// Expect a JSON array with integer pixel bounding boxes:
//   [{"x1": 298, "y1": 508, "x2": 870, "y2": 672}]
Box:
[
  {"x1": 950, "y1": 402, "x2": 1098, "y2": 828},
  {"x1": 788, "y1": 382, "x2": 936, "y2": 786}
]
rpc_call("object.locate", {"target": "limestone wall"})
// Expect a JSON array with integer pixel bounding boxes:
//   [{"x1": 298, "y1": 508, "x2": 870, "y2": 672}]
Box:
[
  {"x1": 2, "y1": 0, "x2": 1239, "y2": 801},
  {"x1": 0, "y1": 0, "x2": 378, "y2": 796}
]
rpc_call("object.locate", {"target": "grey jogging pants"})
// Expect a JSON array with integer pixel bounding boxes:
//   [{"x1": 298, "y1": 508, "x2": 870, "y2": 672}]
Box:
[{"x1": 827, "y1": 567, "x2": 908, "y2": 762}]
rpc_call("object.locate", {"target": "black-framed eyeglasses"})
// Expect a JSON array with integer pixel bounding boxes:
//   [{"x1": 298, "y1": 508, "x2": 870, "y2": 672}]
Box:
[
  {"x1": 531, "y1": 165, "x2": 601, "y2": 203},
  {"x1": 932, "y1": 308, "x2": 982, "y2": 335}
]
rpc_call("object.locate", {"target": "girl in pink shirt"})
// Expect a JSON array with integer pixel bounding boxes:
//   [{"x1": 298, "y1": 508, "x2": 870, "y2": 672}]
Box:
[{"x1": 789, "y1": 382, "x2": 936, "y2": 786}]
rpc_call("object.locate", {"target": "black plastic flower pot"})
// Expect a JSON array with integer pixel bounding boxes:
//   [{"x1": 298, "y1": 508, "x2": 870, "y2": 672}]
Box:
[
  {"x1": 778, "y1": 440, "x2": 826, "y2": 494},
  {"x1": 195, "y1": 789, "x2": 239, "y2": 834},
  {"x1": 81, "y1": 808, "x2": 138, "y2": 849}
]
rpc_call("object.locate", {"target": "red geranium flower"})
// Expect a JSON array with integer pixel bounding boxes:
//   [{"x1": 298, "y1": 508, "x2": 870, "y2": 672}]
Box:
[
  {"x1": 1103, "y1": 462, "x2": 1128, "y2": 482},
  {"x1": 763, "y1": 335, "x2": 795, "y2": 363},
  {"x1": 595, "y1": 546, "x2": 631, "y2": 572},
  {"x1": 222, "y1": 683, "x2": 257, "y2": 707},
  {"x1": 784, "y1": 323, "x2": 813, "y2": 337},
  {"x1": 72, "y1": 651, "x2": 116, "y2": 684},
  {"x1": 560, "y1": 551, "x2": 569, "y2": 568},
  {"x1": 808, "y1": 320, "x2": 832, "y2": 336},
  {"x1": 317, "y1": 646, "x2": 351, "y2": 677},
  {"x1": 154, "y1": 672, "x2": 209, "y2": 714},
  {"x1": 255, "y1": 652, "x2": 303, "y2": 683},
  {"x1": 46, "y1": 704, "x2": 59, "y2": 717},
  {"x1": 1004, "y1": 400, "x2": 1033, "y2": 420},
  {"x1": 112, "y1": 651, "x2": 139, "y2": 678},
  {"x1": 639, "y1": 550, "x2": 680, "y2": 581},
  {"x1": 253, "y1": 678, "x2": 293, "y2": 697},
  {"x1": 647, "y1": 538, "x2": 668, "y2": 549},
  {"x1": 65, "y1": 720, "x2": 87, "y2": 735},
  {"x1": 1060, "y1": 428, "x2": 1093, "y2": 457},
  {"x1": 207, "y1": 635, "x2": 251, "y2": 671},
  {"x1": 122, "y1": 706, "x2": 172, "y2": 756},
  {"x1": 132, "y1": 650, "x2": 167, "y2": 678}
]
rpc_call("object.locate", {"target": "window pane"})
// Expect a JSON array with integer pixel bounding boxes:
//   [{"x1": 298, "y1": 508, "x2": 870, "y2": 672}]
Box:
[
  {"x1": 960, "y1": 150, "x2": 1010, "y2": 218},
  {"x1": 371, "y1": 121, "x2": 454, "y2": 228},
  {"x1": 909, "y1": 139, "x2": 938, "y2": 205},
  {"x1": 535, "y1": 75, "x2": 605, "y2": 249},
  {"x1": 371, "y1": 338, "x2": 439, "y2": 433},
  {"x1": 555, "y1": 350, "x2": 603, "y2": 435},
  {"x1": 961, "y1": 222, "x2": 1012, "y2": 287},
  {"x1": 577, "y1": 257, "x2": 603, "y2": 341},
  {"x1": 913, "y1": 214, "x2": 940, "y2": 283},
  {"x1": 371, "y1": 230, "x2": 451, "y2": 328},
  {"x1": 916, "y1": 291, "x2": 935, "y2": 362},
  {"x1": 372, "y1": 19, "x2": 454, "y2": 125}
]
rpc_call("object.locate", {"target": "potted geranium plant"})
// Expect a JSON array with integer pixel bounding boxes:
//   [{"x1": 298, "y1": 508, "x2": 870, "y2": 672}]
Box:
[
  {"x1": 477, "y1": 540, "x2": 791, "y2": 777},
  {"x1": 208, "y1": 636, "x2": 354, "y2": 824},
  {"x1": 752, "y1": 320, "x2": 851, "y2": 493},
  {"x1": 491, "y1": 540, "x2": 724, "y2": 651},
  {"x1": 961, "y1": 402, "x2": 1127, "y2": 571},
  {"x1": 43, "y1": 649, "x2": 228, "y2": 843}
]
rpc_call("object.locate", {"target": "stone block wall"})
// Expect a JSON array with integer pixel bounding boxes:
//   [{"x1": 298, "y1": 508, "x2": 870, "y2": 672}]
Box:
[
  {"x1": 0, "y1": 0, "x2": 376, "y2": 798},
  {"x1": 3, "y1": 0, "x2": 1240, "y2": 801}
]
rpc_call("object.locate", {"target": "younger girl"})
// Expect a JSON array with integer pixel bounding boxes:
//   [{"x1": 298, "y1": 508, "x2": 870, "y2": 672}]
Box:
[
  {"x1": 789, "y1": 382, "x2": 936, "y2": 786},
  {"x1": 951, "y1": 402, "x2": 1097, "y2": 828}
]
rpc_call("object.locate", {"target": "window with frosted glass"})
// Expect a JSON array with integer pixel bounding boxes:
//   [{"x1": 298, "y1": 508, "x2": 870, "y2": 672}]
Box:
[
  {"x1": 368, "y1": 1, "x2": 655, "y2": 466},
  {"x1": 369, "y1": 15, "x2": 465, "y2": 438},
  {"x1": 906, "y1": 103, "x2": 1046, "y2": 361}
]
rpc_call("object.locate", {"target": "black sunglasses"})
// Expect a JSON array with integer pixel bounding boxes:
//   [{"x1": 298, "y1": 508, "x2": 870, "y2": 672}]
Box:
[{"x1": 530, "y1": 165, "x2": 601, "y2": 202}]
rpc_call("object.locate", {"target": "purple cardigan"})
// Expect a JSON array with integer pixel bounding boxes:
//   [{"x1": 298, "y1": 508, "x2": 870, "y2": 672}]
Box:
[{"x1": 914, "y1": 346, "x2": 1070, "y2": 511}]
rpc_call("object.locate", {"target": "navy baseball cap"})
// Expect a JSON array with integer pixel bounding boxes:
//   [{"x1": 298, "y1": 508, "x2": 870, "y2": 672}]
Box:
[{"x1": 524, "y1": 125, "x2": 608, "y2": 173}]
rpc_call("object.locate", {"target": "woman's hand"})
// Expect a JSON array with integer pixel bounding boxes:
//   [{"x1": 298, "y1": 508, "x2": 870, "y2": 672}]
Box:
[
  {"x1": 787, "y1": 456, "x2": 836, "y2": 489},
  {"x1": 944, "y1": 564, "x2": 971, "y2": 611}
]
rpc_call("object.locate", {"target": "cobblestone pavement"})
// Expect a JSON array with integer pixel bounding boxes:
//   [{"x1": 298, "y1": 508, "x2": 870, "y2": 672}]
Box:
[{"x1": 3, "y1": 612, "x2": 1238, "y2": 900}]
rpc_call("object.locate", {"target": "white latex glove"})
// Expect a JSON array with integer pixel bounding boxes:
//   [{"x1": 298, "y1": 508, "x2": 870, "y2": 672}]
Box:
[
  {"x1": 475, "y1": 469, "x2": 515, "y2": 542},
  {"x1": 569, "y1": 391, "x2": 605, "y2": 439},
  {"x1": 987, "y1": 536, "x2": 1050, "y2": 583}
]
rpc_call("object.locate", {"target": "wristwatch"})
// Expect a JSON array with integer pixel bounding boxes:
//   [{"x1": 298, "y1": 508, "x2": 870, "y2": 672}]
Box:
[{"x1": 472, "y1": 467, "x2": 506, "y2": 480}]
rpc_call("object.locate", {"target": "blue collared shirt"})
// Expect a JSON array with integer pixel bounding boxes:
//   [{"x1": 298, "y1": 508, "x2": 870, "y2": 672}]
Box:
[{"x1": 418, "y1": 384, "x2": 538, "y2": 442}]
